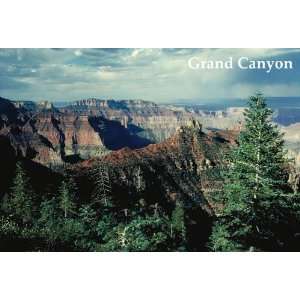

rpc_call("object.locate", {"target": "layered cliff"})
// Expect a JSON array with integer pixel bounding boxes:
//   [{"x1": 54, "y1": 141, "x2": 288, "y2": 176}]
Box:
[
  {"x1": 2, "y1": 97, "x2": 299, "y2": 168},
  {"x1": 33, "y1": 112, "x2": 106, "y2": 160},
  {"x1": 0, "y1": 98, "x2": 157, "y2": 165},
  {"x1": 0, "y1": 100, "x2": 107, "y2": 165},
  {"x1": 66, "y1": 98, "x2": 244, "y2": 142}
]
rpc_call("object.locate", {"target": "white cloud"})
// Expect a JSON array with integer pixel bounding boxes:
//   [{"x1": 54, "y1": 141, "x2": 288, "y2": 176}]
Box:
[
  {"x1": 0, "y1": 48, "x2": 299, "y2": 101},
  {"x1": 74, "y1": 50, "x2": 82, "y2": 57}
]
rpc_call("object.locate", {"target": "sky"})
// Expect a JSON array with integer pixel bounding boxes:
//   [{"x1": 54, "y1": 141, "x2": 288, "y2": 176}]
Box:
[{"x1": 0, "y1": 48, "x2": 300, "y2": 103}]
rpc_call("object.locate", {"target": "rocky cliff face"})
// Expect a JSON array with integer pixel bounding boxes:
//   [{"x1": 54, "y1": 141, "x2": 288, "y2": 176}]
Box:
[
  {"x1": 33, "y1": 112, "x2": 106, "y2": 160},
  {"x1": 0, "y1": 99, "x2": 107, "y2": 165},
  {"x1": 0, "y1": 98, "x2": 158, "y2": 165},
  {"x1": 73, "y1": 120, "x2": 237, "y2": 212},
  {"x1": 0, "y1": 97, "x2": 254, "y2": 167},
  {"x1": 65, "y1": 99, "x2": 185, "y2": 142},
  {"x1": 2, "y1": 97, "x2": 299, "y2": 168},
  {"x1": 1, "y1": 97, "x2": 238, "y2": 210},
  {"x1": 66, "y1": 99, "x2": 244, "y2": 143}
]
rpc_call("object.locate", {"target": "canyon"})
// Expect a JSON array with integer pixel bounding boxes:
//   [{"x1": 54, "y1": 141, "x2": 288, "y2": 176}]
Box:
[
  {"x1": 0, "y1": 96, "x2": 241, "y2": 209},
  {"x1": 1, "y1": 96, "x2": 300, "y2": 167},
  {"x1": 0, "y1": 99, "x2": 238, "y2": 250},
  {"x1": 0, "y1": 97, "x2": 243, "y2": 166}
]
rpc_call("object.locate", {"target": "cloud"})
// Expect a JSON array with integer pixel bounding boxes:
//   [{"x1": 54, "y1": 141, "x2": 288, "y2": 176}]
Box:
[
  {"x1": 0, "y1": 48, "x2": 299, "y2": 101},
  {"x1": 74, "y1": 50, "x2": 82, "y2": 57}
]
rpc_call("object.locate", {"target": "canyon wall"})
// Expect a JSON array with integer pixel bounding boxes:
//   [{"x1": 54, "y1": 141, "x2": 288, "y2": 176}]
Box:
[{"x1": 1, "y1": 97, "x2": 300, "y2": 167}]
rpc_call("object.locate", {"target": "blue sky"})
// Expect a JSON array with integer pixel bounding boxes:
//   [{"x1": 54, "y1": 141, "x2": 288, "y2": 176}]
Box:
[{"x1": 0, "y1": 48, "x2": 299, "y2": 102}]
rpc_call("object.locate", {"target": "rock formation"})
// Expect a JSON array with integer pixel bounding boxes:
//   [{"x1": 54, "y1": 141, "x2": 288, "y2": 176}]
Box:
[
  {"x1": 72, "y1": 119, "x2": 237, "y2": 213},
  {"x1": 2, "y1": 97, "x2": 300, "y2": 168}
]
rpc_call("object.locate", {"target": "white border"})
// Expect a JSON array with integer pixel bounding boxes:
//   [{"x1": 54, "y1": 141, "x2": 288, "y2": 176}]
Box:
[
  {"x1": 1, "y1": 0, "x2": 300, "y2": 299},
  {"x1": 0, "y1": 252, "x2": 299, "y2": 300},
  {"x1": 0, "y1": 0, "x2": 299, "y2": 47}
]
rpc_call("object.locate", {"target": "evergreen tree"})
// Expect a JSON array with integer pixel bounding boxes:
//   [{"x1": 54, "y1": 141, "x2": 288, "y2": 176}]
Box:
[
  {"x1": 209, "y1": 93, "x2": 300, "y2": 251},
  {"x1": 78, "y1": 205, "x2": 97, "y2": 226},
  {"x1": 3, "y1": 162, "x2": 34, "y2": 224},
  {"x1": 75, "y1": 205, "x2": 98, "y2": 250},
  {"x1": 91, "y1": 162, "x2": 112, "y2": 208},
  {"x1": 37, "y1": 197, "x2": 60, "y2": 249},
  {"x1": 95, "y1": 212, "x2": 116, "y2": 247},
  {"x1": 58, "y1": 179, "x2": 76, "y2": 219},
  {"x1": 170, "y1": 202, "x2": 186, "y2": 249},
  {"x1": 108, "y1": 215, "x2": 170, "y2": 251}
]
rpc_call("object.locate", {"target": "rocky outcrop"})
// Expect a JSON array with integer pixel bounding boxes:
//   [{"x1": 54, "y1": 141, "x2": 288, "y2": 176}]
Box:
[
  {"x1": 33, "y1": 112, "x2": 106, "y2": 160},
  {"x1": 74, "y1": 120, "x2": 237, "y2": 212},
  {"x1": 0, "y1": 115, "x2": 62, "y2": 166},
  {"x1": 1, "y1": 99, "x2": 104, "y2": 165},
  {"x1": 0, "y1": 98, "x2": 156, "y2": 166}
]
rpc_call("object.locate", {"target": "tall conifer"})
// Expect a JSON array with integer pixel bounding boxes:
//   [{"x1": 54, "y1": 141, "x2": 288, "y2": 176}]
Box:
[
  {"x1": 4, "y1": 162, "x2": 34, "y2": 224},
  {"x1": 210, "y1": 93, "x2": 300, "y2": 251}
]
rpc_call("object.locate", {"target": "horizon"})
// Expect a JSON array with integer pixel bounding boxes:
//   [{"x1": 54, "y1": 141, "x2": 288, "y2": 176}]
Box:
[
  {"x1": 2, "y1": 95, "x2": 300, "y2": 104},
  {"x1": 3, "y1": 95, "x2": 300, "y2": 111}
]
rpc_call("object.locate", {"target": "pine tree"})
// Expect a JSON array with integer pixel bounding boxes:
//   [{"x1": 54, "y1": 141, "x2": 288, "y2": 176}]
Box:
[
  {"x1": 38, "y1": 197, "x2": 60, "y2": 250},
  {"x1": 115, "y1": 214, "x2": 170, "y2": 251},
  {"x1": 91, "y1": 162, "x2": 112, "y2": 208},
  {"x1": 78, "y1": 205, "x2": 97, "y2": 226},
  {"x1": 97, "y1": 209, "x2": 173, "y2": 252},
  {"x1": 171, "y1": 202, "x2": 186, "y2": 249},
  {"x1": 3, "y1": 162, "x2": 34, "y2": 224},
  {"x1": 210, "y1": 93, "x2": 300, "y2": 251},
  {"x1": 39, "y1": 197, "x2": 58, "y2": 226},
  {"x1": 58, "y1": 179, "x2": 76, "y2": 219}
]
